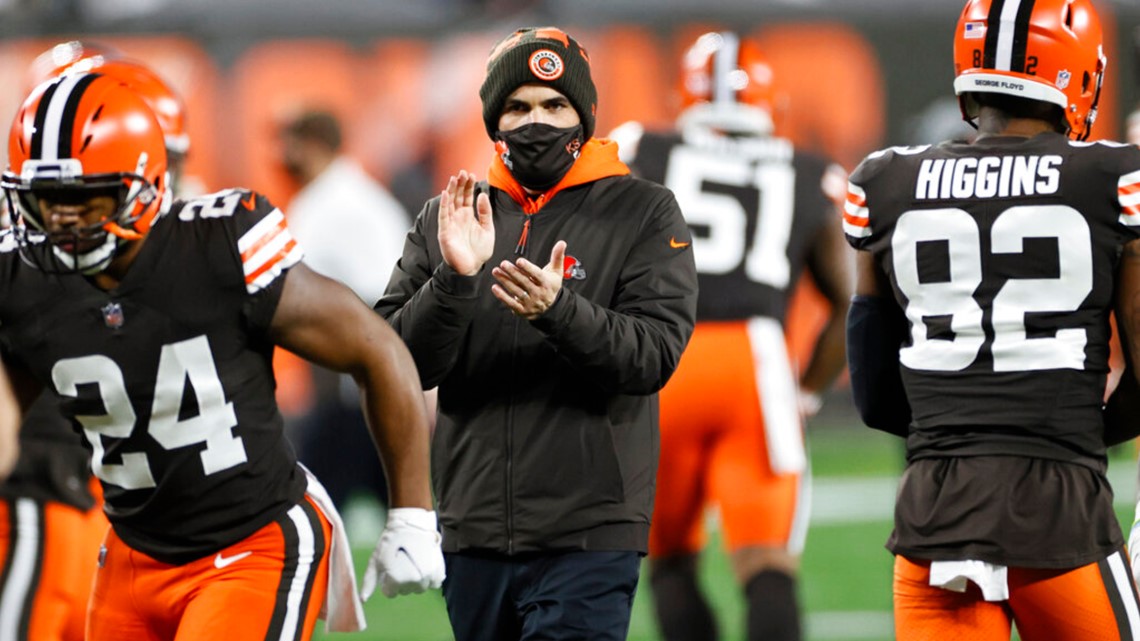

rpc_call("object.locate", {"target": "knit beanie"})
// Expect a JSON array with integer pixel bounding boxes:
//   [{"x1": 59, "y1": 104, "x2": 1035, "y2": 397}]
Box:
[{"x1": 479, "y1": 27, "x2": 598, "y2": 141}]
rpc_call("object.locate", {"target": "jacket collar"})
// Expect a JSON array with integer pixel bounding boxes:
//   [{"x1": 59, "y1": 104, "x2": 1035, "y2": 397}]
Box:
[{"x1": 488, "y1": 138, "x2": 630, "y2": 215}]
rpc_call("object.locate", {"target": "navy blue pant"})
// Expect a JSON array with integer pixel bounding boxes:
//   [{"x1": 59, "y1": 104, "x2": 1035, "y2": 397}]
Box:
[{"x1": 442, "y1": 550, "x2": 642, "y2": 641}]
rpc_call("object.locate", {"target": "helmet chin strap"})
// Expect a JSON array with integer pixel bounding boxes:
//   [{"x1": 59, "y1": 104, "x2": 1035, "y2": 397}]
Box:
[{"x1": 52, "y1": 231, "x2": 119, "y2": 275}]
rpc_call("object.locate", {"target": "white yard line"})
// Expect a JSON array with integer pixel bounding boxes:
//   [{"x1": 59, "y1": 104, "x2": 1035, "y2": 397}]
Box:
[
  {"x1": 810, "y1": 476, "x2": 896, "y2": 525},
  {"x1": 811, "y1": 463, "x2": 1138, "y2": 525},
  {"x1": 807, "y1": 611, "x2": 895, "y2": 639}
]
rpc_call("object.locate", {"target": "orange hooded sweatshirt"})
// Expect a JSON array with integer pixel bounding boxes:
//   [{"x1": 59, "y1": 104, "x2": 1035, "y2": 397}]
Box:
[{"x1": 488, "y1": 138, "x2": 630, "y2": 254}]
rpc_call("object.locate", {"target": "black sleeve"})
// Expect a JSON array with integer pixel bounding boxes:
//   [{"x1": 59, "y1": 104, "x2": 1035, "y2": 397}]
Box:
[
  {"x1": 373, "y1": 197, "x2": 481, "y2": 389},
  {"x1": 1104, "y1": 369, "x2": 1140, "y2": 446},
  {"x1": 846, "y1": 295, "x2": 911, "y2": 437}
]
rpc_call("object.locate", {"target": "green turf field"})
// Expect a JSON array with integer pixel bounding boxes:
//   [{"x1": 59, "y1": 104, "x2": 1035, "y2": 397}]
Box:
[{"x1": 314, "y1": 416, "x2": 1140, "y2": 641}]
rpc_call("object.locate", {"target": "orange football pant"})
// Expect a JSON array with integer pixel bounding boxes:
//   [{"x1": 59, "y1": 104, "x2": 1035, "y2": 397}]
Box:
[
  {"x1": 651, "y1": 320, "x2": 807, "y2": 557},
  {"x1": 894, "y1": 553, "x2": 1140, "y2": 641},
  {"x1": 88, "y1": 496, "x2": 331, "y2": 641},
  {"x1": 0, "y1": 496, "x2": 107, "y2": 641}
]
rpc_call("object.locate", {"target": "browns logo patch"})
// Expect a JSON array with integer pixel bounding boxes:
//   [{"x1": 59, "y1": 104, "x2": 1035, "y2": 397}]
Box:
[
  {"x1": 529, "y1": 49, "x2": 564, "y2": 81},
  {"x1": 563, "y1": 255, "x2": 586, "y2": 280}
]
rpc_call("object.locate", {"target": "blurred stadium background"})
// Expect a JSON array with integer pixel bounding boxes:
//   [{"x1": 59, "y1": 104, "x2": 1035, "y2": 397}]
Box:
[{"x1": 3, "y1": 1, "x2": 1140, "y2": 639}]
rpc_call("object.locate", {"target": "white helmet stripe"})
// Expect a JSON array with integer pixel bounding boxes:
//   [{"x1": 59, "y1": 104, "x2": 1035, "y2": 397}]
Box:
[
  {"x1": 994, "y1": 0, "x2": 1024, "y2": 71},
  {"x1": 35, "y1": 73, "x2": 93, "y2": 162},
  {"x1": 713, "y1": 31, "x2": 739, "y2": 105}
]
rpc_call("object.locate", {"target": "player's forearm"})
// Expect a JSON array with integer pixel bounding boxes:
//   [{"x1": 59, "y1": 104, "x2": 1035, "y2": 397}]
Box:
[
  {"x1": 364, "y1": 407, "x2": 434, "y2": 510},
  {"x1": 1104, "y1": 368, "x2": 1140, "y2": 445},
  {"x1": 799, "y1": 306, "x2": 849, "y2": 395},
  {"x1": 0, "y1": 370, "x2": 18, "y2": 482},
  {"x1": 357, "y1": 343, "x2": 434, "y2": 510},
  {"x1": 1117, "y1": 243, "x2": 1140, "y2": 370},
  {"x1": 1108, "y1": 241, "x2": 1140, "y2": 445}
]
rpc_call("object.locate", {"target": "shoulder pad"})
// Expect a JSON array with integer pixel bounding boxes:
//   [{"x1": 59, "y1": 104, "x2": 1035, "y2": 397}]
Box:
[
  {"x1": 850, "y1": 145, "x2": 929, "y2": 187},
  {"x1": 171, "y1": 187, "x2": 300, "y2": 294}
]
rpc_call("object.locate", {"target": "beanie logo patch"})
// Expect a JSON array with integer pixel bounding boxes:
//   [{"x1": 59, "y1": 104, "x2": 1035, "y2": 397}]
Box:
[{"x1": 529, "y1": 50, "x2": 564, "y2": 81}]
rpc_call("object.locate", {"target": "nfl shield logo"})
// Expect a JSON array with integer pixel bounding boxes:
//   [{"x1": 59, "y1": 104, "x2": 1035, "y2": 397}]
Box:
[
  {"x1": 1056, "y1": 70, "x2": 1071, "y2": 90},
  {"x1": 102, "y1": 302, "x2": 124, "y2": 329}
]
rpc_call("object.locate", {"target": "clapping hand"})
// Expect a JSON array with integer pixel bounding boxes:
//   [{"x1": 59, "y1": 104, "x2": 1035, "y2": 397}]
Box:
[
  {"x1": 438, "y1": 170, "x2": 494, "y2": 276},
  {"x1": 492, "y1": 240, "x2": 567, "y2": 320}
]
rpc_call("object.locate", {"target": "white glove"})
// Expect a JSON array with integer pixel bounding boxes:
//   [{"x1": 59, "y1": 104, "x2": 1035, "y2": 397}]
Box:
[
  {"x1": 361, "y1": 508, "x2": 445, "y2": 600},
  {"x1": 798, "y1": 390, "x2": 823, "y2": 419}
]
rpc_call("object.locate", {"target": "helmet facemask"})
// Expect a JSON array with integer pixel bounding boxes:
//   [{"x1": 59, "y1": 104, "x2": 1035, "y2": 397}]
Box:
[{"x1": 1, "y1": 156, "x2": 162, "y2": 275}]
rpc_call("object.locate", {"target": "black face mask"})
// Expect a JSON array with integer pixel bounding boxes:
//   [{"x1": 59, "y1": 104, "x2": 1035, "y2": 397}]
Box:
[{"x1": 496, "y1": 123, "x2": 584, "y2": 192}]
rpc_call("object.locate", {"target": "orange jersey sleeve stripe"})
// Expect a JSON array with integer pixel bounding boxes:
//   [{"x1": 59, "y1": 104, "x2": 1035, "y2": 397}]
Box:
[
  {"x1": 245, "y1": 238, "x2": 299, "y2": 286},
  {"x1": 843, "y1": 182, "x2": 872, "y2": 239},
  {"x1": 1119, "y1": 171, "x2": 1140, "y2": 227},
  {"x1": 240, "y1": 216, "x2": 289, "y2": 264},
  {"x1": 237, "y1": 208, "x2": 304, "y2": 294}
]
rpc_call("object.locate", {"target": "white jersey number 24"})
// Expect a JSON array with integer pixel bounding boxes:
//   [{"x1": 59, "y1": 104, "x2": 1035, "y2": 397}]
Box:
[{"x1": 51, "y1": 335, "x2": 248, "y2": 490}]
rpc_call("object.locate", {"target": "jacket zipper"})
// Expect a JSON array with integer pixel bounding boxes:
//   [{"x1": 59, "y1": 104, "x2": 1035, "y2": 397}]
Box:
[
  {"x1": 508, "y1": 195, "x2": 544, "y2": 551},
  {"x1": 506, "y1": 311, "x2": 522, "y2": 554},
  {"x1": 515, "y1": 194, "x2": 545, "y2": 256},
  {"x1": 514, "y1": 218, "x2": 531, "y2": 255}
]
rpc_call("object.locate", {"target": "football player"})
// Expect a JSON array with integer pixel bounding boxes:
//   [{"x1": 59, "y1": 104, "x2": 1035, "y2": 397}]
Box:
[
  {"x1": 0, "y1": 46, "x2": 201, "y2": 641},
  {"x1": 0, "y1": 73, "x2": 444, "y2": 640},
  {"x1": 846, "y1": 0, "x2": 1140, "y2": 638},
  {"x1": 610, "y1": 32, "x2": 852, "y2": 641}
]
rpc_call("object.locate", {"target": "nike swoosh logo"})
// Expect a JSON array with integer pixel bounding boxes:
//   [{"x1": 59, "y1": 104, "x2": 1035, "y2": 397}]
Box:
[
  {"x1": 214, "y1": 551, "x2": 252, "y2": 569},
  {"x1": 669, "y1": 237, "x2": 690, "y2": 249},
  {"x1": 396, "y1": 547, "x2": 418, "y2": 570},
  {"x1": 241, "y1": 192, "x2": 257, "y2": 211}
]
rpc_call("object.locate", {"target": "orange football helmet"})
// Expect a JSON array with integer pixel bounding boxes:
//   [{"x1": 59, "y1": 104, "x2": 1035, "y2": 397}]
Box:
[
  {"x1": 953, "y1": 0, "x2": 1105, "y2": 140},
  {"x1": 1, "y1": 73, "x2": 169, "y2": 273},
  {"x1": 28, "y1": 41, "x2": 190, "y2": 160},
  {"x1": 91, "y1": 59, "x2": 190, "y2": 159},
  {"x1": 676, "y1": 31, "x2": 782, "y2": 136}
]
